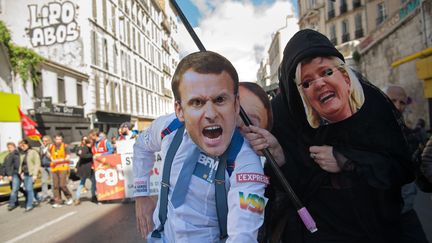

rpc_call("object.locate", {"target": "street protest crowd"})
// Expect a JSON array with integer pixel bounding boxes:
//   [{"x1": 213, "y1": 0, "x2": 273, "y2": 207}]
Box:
[
  {"x1": 0, "y1": 122, "x2": 138, "y2": 212},
  {"x1": 2, "y1": 29, "x2": 432, "y2": 243}
]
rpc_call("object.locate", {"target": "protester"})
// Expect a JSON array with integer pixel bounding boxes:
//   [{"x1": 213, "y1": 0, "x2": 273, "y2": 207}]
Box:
[
  {"x1": 49, "y1": 134, "x2": 73, "y2": 208},
  {"x1": 245, "y1": 29, "x2": 413, "y2": 242},
  {"x1": 39, "y1": 135, "x2": 53, "y2": 202},
  {"x1": 89, "y1": 129, "x2": 114, "y2": 203},
  {"x1": 74, "y1": 136, "x2": 94, "y2": 205},
  {"x1": 414, "y1": 118, "x2": 429, "y2": 145},
  {"x1": 133, "y1": 51, "x2": 266, "y2": 242},
  {"x1": 118, "y1": 122, "x2": 139, "y2": 140},
  {"x1": 422, "y1": 135, "x2": 432, "y2": 183},
  {"x1": 111, "y1": 136, "x2": 118, "y2": 154},
  {"x1": 383, "y1": 85, "x2": 428, "y2": 243},
  {"x1": 17, "y1": 139, "x2": 41, "y2": 212},
  {"x1": 1, "y1": 142, "x2": 21, "y2": 211},
  {"x1": 238, "y1": 82, "x2": 273, "y2": 131}
]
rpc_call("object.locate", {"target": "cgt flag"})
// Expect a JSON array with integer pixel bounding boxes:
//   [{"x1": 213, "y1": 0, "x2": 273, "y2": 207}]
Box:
[{"x1": 18, "y1": 107, "x2": 41, "y2": 141}]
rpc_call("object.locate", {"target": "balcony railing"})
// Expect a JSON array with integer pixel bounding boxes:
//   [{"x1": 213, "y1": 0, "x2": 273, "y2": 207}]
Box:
[
  {"x1": 330, "y1": 38, "x2": 337, "y2": 46},
  {"x1": 163, "y1": 88, "x2": 172, "y2": 98},
  {"x1": 376, "y1": 15, "x2": 386, "y2": 26},
  {"x1": 353, "y1": 0, "x2": 361, "y2": 9},
  {"x1": 171, "y1": 39, "x2": 179, "y2": 52},
  {"x1": 163, "y1": 64, "x2": 171, "y2": 75},
  {"x1": 355, "y1": 29, "x2": 364, "y2": 39},
  {"x1": 342, "y1": 33, "x2": 350, "y2": 43},
  {"x1": 161, "y1": 18, "x2": 171, "y2": 34},
  {"x1": 162, "y1": 40, "x2": 170, "y2": 54},
  {"x1": 340, "y1": 4, "x2": 347, "y2": 14},
  {"x1": 328, "y1": 9, "x2": 335, "y2": 19}
]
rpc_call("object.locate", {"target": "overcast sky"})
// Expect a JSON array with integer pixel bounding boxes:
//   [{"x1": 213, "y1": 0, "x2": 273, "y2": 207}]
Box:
[{"x1": 175, "y1": 0, "x2": 299, "y2": 82}]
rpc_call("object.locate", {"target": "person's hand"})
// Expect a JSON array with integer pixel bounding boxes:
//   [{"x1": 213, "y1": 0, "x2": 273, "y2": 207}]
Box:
[
  {"x1": 240, "y1": 125, "x2": 285, "y2": 166},
  {"x1": 32, "y1": 175, "x2": 37, "y2": 182},
  {"x1": 0, "y1": 175, "x2": 3, "y2": 181},
  {"x1": 135, "y1": 196, "x2": 157, "y2": 238},
  {"x1": 8, "y1": 176, "x2": 12, "y2": 181},
  {"x1": 309, "y1": 145, "x2": 341, "y2": 173}
]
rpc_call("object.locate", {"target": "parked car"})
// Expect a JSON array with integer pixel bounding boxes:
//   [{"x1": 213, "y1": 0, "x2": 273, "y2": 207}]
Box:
[{"x1": 0, "y1": 149, "x2": 43, "y2": 197}]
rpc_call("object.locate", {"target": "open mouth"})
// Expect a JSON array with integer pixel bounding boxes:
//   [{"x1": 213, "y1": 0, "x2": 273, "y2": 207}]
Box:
[
  {"x1": 319, "y1": 91, "x2": 335, "y2": 104},
  {"x1": 202, "y1": 125, "x2": 223, "y2": 139}
]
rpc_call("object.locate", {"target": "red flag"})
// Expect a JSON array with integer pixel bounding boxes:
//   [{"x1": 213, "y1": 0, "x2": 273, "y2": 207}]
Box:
[{"x1": 18, "y1": 108, "x2": 42, "y2": 141}]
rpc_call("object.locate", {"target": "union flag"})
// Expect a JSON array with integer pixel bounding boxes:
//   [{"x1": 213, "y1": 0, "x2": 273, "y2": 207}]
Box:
[{"x1": 18, "y1": 108, "x2": 41, "y2": 141}]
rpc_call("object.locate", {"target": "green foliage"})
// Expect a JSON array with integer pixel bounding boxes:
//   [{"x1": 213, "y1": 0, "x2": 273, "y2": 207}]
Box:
[{"x1": 0, "y1": 20, "x2": 43, "y2": 85}]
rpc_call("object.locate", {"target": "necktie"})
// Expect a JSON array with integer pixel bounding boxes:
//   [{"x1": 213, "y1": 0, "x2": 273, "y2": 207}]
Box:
[{"x1": 171, "y1": 146, "x2": 201, "y2": 208}]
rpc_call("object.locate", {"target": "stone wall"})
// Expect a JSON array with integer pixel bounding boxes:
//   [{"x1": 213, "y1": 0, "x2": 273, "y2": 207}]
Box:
[{"x1": 359, "y1": 0, "x2": 432, "y2": 128}]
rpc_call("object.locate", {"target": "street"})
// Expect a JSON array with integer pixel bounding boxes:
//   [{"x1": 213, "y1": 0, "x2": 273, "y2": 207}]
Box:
[
  {"x1": 0, "y1": 181, "x2": 144, "y2": 243},
  {"x1": 0, "y1": 179, "x2": 431, "y2": 243},
  {"x1": 415, "y1": 190, "x2": 432, "y2": 242}
]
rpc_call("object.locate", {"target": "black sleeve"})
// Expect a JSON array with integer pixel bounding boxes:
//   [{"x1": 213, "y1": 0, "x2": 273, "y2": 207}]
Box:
[
  {"x1": 421, "y1": 137, "x2": 432, "y2": 183},
  {"x1": 334, "y1": 145, "x2": 414, "y2": 189},
  {"x1": 12, "y1": 154, "x2": 20, "y2": 175},
  {"x1": 80, "y1": 147, "x2": 93, "y2": 159}
]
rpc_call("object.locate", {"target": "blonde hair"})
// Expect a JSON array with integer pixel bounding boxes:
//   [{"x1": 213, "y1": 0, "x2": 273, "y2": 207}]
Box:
[{"x1": 294, "y1": 56, "x2": 365, "y2": 128}]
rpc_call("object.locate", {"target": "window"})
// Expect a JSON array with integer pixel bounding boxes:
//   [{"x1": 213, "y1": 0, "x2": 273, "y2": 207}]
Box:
[
  {"x1": 140, "y1": 63, "x2": 143, "y2": 85},
  {"x1": 111, "y1": 5, "x2": 116, "y2": 34},
  {"x1": 91, "y1": 31, "x2": 98, "y2": 65},
  {"x1": 355, "y1": 14, "x2": 364, "y2": 38},
  {"x1": 103, "y1": 38, "x2": 108, "y2": 70},
  {"x1": 113, "y1": 44, "x2": 118, "y2": 74},
  {"x1": 309, "y1": 0, "x2": 316, "y2": 8},
  {"x1": 122, "y1": 85, "x2": 127, "y2": 112},
  {"x1": 132, "y1": 27, "x2": 136, "y2": 50},
  {"x1": 340, "y1": 0, "x2": 347, "y2": 14},
  {"x1": 105, "y1": 79, "x2": 109, "y2": 110},
  {"x1": 136, "y1": 88, "x2": 139, "y2": 114},
  {"x1": 376, "y1": 2, "x2": 386, "y2": 26},
  {"x1": 353, "y1": 0, "x2": 361, "y2": 9},
  {"x1": 102, "y1": 0, "x2": 107, "y2": 28},
  {"x1": 134, "y1": 59, "x2": 137, "y2": 83},
  {"x1": 92, "y1": 0, "x2": 97, "y2": 20},
  {"x1": 328, "y1": 1, "x2": 335, "y2": 19},
  {"x1": 95, "y1": 75, "x2": 100, "y2": 109},
  {"x1": 138, "y1": 33, "x2": 141, "y2": 54},
  {"x1": 110, "y1": 81, "x2": 116, "y2": 112},
  {"x1": 58, "y1": 77, "x2": 65, "y2": 104},
  {"x1": 77, "y1": 82, "x2": 83, "y2": 106},
  {"x1": 129, "y1": 86, "x2": 133, "y2": 113},
  {"x1": 34, "y1": 72, "x2": 43, "y2": 98},
  {"x1": 127, "y1": 21, "x2": 131, "y2": 46},
  {"x1": 341, "y1": 20, "x2": 349, "y2": 42},
  {"x1": 121, "y1": 50, "x2": 125, "y2": 77}
]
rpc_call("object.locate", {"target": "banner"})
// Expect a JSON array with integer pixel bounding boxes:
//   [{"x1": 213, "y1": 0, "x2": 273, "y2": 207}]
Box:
[
  {"x1": 93, "y1": 154, "x2": 125, "y2": 201},
  {"x1": 116, "y1": 139, "x2": 162, "y2": 197},
  {"x1": 18, "y1": 107, "x2": 41, "y2": 141},
  {"x1": 117, "y1": 140, "x2": 135, "y2": 198}
]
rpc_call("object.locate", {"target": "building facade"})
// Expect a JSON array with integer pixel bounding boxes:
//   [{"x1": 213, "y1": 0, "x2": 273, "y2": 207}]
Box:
[
  {"x1": 298, "y1": 0, "x2": 367, "y2": 65},
  {"x1": 358, "y1": 0, "x2": 432, "y2": 128},
  {"x1": 298, "y1": 0, "x2": 326, "y2": 32},
  {"x1": 0, "y1": 0, "x2": 180, "y2": 142},
  {"x1": 256, "y1": 15, "x2": 298, "y2": 97}
]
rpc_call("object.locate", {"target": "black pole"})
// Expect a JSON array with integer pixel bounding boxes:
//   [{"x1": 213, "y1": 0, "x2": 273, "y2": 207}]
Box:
[{"x1": 170, "y1": 0, "x2": 206, "y2": 51}]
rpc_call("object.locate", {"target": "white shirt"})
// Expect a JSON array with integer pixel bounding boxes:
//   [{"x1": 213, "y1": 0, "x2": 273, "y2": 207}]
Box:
[{"x1": 133, "y1": 113, "x2": 267, "y2": 242}]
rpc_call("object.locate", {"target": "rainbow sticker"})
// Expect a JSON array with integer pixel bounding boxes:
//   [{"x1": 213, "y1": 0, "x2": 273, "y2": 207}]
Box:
[{"x1": 239, "y1": 192, "x2": 265, "y2": 214}]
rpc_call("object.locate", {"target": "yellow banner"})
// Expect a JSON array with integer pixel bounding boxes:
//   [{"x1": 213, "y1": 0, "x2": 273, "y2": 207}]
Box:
[{"x1": 0, "y1": 92, "x2": 20, "y2": 122}]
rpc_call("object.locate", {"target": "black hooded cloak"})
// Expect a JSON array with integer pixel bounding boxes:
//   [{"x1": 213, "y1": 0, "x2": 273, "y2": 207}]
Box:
[{"x1": 262, "y1": 29, "x2": 414, "y2": 243}]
